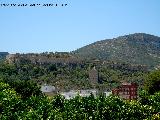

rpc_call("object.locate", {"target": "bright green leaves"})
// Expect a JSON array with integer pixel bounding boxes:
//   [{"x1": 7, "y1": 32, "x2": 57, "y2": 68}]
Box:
[
  {"x1": 144, "y1": 70, "x2": 160, "y2": 94},
  {"x1": 0, "y1": 82, "x2": 22, "y2": 119},
  {"x1": 0, "y1": 82, "x2": 160, "y2": 119}
]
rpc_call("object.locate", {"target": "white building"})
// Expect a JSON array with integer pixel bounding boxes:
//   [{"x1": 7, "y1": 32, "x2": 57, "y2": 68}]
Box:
[
  {"x1": 60, "y1": 89, "x2": 98, "y2": 99},
  {"x1": 104, "y1": 91, "x2": 112, "y2": 97}
]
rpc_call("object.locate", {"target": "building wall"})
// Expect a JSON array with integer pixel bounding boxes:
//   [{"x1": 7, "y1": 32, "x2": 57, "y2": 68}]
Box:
[
  {"x1": 112, "y1": 83, "x2": 138, "y2": 100},
  {"x1": 89, "y1": 67, "x2": 98, "y2": 83}
]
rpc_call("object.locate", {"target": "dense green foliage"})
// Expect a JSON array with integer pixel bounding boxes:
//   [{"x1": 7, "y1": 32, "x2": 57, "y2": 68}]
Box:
[
  {"x1": 0, "y1": 82, "x2": 160, "y2": 119},
  {"x1": 0, "y1": 60, "x2": 147, "y2": 91},
  {"x1": 0, "y1": 63, "x2": 42, "y2": 99},
  {"x1": 144, "y1": 70, "x2": 160, "y2": 95},
  {"x1": 0, "y1": 58, "x2": 159, "y2": 119}
]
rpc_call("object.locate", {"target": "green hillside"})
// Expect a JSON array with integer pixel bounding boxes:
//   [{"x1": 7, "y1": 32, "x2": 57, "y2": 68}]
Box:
[{"x1": 74, "y1": 33, "x2": 160, "y2": 68}]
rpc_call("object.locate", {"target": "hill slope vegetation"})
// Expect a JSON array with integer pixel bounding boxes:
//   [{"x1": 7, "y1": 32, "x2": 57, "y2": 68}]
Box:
[{"x1": 74, "y1": 33, "x2": 160, "y2": 68}]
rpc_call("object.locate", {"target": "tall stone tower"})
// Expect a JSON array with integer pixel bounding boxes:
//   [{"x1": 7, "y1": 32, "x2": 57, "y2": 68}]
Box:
[{"x1": 89, "y1": 67, "x2": 99, "y2": 84}]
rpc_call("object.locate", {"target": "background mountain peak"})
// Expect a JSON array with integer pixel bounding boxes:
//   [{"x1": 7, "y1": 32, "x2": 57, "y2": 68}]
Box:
[{"x1": 74, "y1": 33, "x2": 160, "y2": 68}]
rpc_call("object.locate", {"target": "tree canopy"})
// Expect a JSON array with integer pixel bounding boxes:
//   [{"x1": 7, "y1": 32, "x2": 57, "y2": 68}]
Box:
[{"x1": 144, "y1": 70, "x2": 160, "y2": 94}]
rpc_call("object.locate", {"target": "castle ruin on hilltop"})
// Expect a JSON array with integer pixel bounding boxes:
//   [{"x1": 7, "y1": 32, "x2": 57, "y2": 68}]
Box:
[{"x1": 6, "y1": 52, "x2": 83, "y2": 65}]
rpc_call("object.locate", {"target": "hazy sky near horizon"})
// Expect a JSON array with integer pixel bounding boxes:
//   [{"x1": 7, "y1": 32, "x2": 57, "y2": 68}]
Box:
[{"x1": 0, "y1": 0, "x2": 160, "y2": 53}]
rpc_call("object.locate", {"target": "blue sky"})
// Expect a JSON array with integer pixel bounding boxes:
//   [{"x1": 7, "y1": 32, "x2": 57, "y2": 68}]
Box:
[{"x1": 0, "y1": 0, "x2": 160, "y2": 53}]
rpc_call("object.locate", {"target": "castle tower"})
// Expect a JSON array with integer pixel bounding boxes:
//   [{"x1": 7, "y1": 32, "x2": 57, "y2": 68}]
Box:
[{"x1": 89, "y1": 67, "x2": 99, "y2": 84}]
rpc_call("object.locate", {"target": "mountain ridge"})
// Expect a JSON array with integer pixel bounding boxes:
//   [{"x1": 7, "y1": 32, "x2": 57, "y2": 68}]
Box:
[{"x1": 73, "y1": 33, "x2": 160, "y2": 68}]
